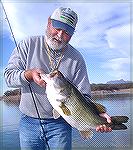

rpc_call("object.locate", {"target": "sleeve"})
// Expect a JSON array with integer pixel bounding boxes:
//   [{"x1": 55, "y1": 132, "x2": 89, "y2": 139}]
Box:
[
  {"x1": 72, "y1": 55, "x2": 92, "y2": 96},
  {"x1": 4, "y1": 39, "x2": 30, "y2": 88}
]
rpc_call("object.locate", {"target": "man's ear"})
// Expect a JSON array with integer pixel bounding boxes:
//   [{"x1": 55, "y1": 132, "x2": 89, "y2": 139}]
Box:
[{"x1": 47, "y1": 17, "x2": 51, "y2": 27}]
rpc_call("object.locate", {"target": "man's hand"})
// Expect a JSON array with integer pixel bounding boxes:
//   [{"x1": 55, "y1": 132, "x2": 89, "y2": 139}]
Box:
[
  {"x1": 24, "y1": 68, "x2": 46, "y2": 87},
  {"x1": 96, "y1": 113, "x2": 112, "y2": 132}
]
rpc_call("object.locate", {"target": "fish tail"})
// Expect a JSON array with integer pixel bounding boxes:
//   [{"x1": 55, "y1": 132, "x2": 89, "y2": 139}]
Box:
[
  {"x1": 110, "y1": 124, "x2": 128, "y2": 130},
  {"x1": 111, "y1": 116, "x2": 129, "y2": 124},
  {"x1": 109, "y1": 116, "x2": 129, "y2": 130}
]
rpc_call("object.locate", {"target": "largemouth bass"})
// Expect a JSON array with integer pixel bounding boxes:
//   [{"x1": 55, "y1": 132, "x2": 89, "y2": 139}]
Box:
[{"x1": 41, "y1": 70, "x2": 129, "y2": 138}]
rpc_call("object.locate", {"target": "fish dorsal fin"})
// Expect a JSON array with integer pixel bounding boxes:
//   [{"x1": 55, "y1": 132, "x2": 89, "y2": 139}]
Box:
[
  {"x1": 79, "y1": 130, "x2": 93, "y2": 139},
  {"x1": 53, "y1": 109, "x2": 60, "y2": 119},
  {"x1": 94, "y1": 102, "x2": 106, "y2": 113},
  {"x1": 59, "y1": 102, "x2": 71, "y2": 116}
]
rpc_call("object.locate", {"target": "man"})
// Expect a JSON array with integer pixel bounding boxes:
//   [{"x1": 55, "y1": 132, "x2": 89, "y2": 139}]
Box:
[{"x1": 4, "y1": 7, "x2": 112, "y2": 150}]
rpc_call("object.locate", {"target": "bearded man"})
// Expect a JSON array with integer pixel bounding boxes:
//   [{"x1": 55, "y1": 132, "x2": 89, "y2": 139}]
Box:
[{"x1": 4, "y1": 7, "x2": 112, "y2": 150}]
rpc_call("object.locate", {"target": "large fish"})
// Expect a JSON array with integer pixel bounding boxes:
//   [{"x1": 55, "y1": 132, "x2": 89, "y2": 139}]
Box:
[{"x1": 41, "y1": 70, "x2": 129, "y2": 138}]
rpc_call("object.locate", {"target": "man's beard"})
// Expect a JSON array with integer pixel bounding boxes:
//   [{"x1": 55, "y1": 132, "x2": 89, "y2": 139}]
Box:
[{"x1": 45, "y1": 30, "x2": 68, "y2": 50}]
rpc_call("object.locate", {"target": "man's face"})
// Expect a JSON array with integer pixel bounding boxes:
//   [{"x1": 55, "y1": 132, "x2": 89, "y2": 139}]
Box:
[{"x1": 45, "y1": 19, "x2": 72, "y2": 50}]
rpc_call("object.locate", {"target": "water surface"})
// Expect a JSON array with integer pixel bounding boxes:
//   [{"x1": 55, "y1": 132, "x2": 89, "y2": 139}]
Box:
[{"x1": 0, "y1": 94, "x2": 132, "y2": 150}]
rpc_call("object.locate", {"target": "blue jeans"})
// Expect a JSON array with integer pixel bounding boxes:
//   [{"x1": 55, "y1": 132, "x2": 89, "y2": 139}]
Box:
[{"x1": 19, "y1": 114, "x2": 72, "y2": 150}]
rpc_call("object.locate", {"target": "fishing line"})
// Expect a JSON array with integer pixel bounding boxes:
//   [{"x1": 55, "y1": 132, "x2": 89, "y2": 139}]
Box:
[
  {"x1": 28, "y1": 84, "x2": 50, "y2": 150},
  {"x1": 1, "y1": 1, "x2": 18, "y2": 47},
  {"x1": 1, "y1": 2, "x2": 50, "y2": 150}
]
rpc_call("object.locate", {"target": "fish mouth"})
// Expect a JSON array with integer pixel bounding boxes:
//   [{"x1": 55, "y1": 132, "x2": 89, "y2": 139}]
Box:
[
  {"x1": 40, "y1": 70, "x2": 59, "y2": 81},
  {"x1": 40, "y1": 73, "x2": 50, "y2": 81},
  {"x1": 40, "y1": 70, "x2": 60, "y2": 81},
  {"x1": 49, "y1": 70, "x2": 62, "y2": 78}
]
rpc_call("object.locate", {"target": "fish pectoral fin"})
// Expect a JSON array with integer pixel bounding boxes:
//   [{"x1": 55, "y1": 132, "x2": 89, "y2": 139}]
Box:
[
  {"x1": 94, "y1": 102, "x2": 106, "y2": 113},
  {"x1": 53, "y1": 109, "x2": 60, "y2": 119},
  {"x1": 79, "y1": 130, "x2": 93, "y2": 139},
  {"x1": 59, "y1": 102, "x2": 71, "y2": 116}
]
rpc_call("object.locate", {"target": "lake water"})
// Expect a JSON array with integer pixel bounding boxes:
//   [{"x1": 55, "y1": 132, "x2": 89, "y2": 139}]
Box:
[{"x1": 0, "y1": 94, "x2": 133, "y2": 150}]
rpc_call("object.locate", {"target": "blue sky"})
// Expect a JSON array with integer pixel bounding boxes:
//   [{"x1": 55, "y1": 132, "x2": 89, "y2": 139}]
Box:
[{"x1": 0, "y1": 1, "x2": 132, "y2": 95}]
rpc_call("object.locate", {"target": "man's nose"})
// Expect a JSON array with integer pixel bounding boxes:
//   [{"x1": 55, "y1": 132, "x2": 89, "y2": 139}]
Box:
[{"x1": 57, "y1": 30, "x2": 63, "y2": 37}]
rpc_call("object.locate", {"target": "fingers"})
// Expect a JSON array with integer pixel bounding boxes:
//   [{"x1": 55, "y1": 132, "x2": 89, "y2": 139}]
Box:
[
  {"x1": 32, "y1": 70, "x2": 46, "y2": 87},
  {"x1": 34, "y1": 77, "x2": 46, "y2": 87},
  {"x1": 99, "y1": 113, "x2": 112, "y2": 123},
  {"x1": 96, "y1": 113, "x2": 112, "y2": 133},
  {"x1": 96, "y1": 124, "x2": 112, "y2": 133},
  {"x1": 24, "y1": 68, "x2": 46, "y2": 87}
]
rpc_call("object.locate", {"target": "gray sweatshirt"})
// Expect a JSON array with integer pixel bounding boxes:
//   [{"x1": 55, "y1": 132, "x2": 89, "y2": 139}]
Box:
[{"x1": 4, "y1": 36, "x2": 91, "y2": 118}]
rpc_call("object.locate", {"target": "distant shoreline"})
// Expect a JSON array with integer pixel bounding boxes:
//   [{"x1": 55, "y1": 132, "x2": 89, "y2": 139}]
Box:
[
  {"x1": 0, "y1": 95, "x2": 20, "y2": 101},
  {"x1": 0, "y1": 88, "x2": 132, "y2": 102},
  {"x1": 91, "y1": 88, "x2": 133, "y2": 96}
]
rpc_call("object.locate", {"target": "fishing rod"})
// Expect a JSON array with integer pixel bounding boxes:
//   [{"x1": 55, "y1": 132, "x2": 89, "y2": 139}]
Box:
[
  {"x1": 1, "y1": 2, "x2": 50, "y2": 150},
  {"x1": 1, "y1": 1, "x2": 18, "y2": 47}
]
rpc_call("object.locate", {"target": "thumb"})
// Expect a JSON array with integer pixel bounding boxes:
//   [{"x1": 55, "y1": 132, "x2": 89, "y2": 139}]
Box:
[{"x1": 99, "y1": 113, "x2": 111, "y2": 123}]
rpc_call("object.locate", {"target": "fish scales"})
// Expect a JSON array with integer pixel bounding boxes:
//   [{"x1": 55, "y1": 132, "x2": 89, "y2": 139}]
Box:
[
  {"x1": 41, "y1": 70, "x2": 129, "y2": 138},
  {"x1": 64, "y1": 79, "x2": 106, "y2": 127}
]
